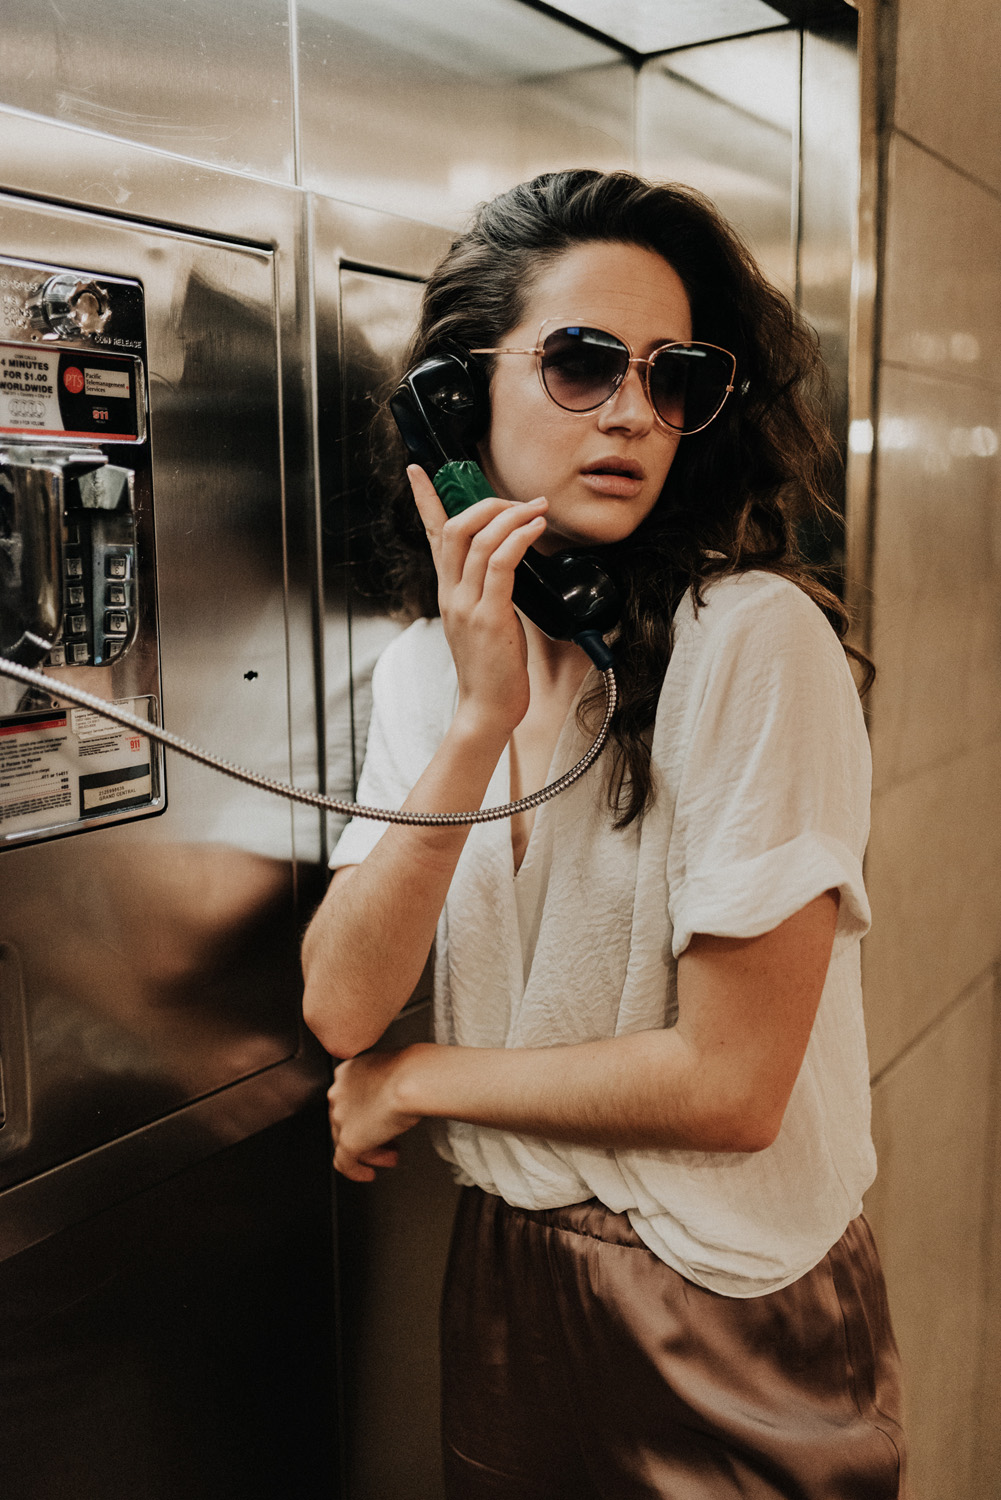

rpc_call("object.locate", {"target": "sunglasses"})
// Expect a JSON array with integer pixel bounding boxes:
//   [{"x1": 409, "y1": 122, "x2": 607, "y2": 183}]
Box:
[{"x1": 471, "y1": 321, "x2": 736, "y2": 436}]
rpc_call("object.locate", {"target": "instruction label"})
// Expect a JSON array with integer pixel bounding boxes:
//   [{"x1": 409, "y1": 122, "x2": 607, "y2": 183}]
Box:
[
  {"x1": 0, "y1": 342, "x2": 141, "y2": 442},
  {"x1": 0, "y1": 698, "x2": 155, "y2": 838}
]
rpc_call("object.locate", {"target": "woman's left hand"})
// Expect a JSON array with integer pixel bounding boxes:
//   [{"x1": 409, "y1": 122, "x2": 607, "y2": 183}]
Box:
[{"x1": 327, "y1": 1049, "x2": 422, "y2": 1182}]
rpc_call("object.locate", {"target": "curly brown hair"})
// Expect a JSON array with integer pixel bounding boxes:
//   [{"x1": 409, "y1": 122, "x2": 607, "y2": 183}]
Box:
[{"x1": 372, "y1": 168, "x2": 871, "y2": 827}]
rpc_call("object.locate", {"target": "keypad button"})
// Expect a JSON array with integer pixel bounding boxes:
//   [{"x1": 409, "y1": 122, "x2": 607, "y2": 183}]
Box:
[
  {"x1": 68, "y1": 643, "x2": 90, "y2": 664},
  {"x1": 68, "y1": 613, "x2": 87, "y2": 635},
  {"x1": 106, "y1": 556, "x2": 128, "y2": 579},
  {"x1": 107, "y1": 583, "x2": 126, "y2": 607},
  {"x1": 67, "y1": 585, "x2": 86, "y2": 606},
  {"x1": 47, "y1": 646, "x2": 66, "y2": 666},
  {"x1": 104, "y1": 611, "x2": 128, "y2": 635},
  {"x1": 104, "y1": 638, "x2": 124, "y2": 659},
  {"x1": 65, "y1": 556, "x2": 84, "y2": 578}
]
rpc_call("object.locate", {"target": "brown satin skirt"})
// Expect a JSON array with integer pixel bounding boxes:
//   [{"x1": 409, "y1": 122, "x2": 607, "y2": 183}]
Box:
[{"x1": 441, "y1": 1187, "x2": 909, "y2": 1499}]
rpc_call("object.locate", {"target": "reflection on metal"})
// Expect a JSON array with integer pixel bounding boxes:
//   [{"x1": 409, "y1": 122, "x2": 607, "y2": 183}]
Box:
[
  {"x1": 310, "y1": 202, "x2": 464, "y2": 1496},
  {"x1": 638, "y1": 30, "x2": 802, "y2": 293},
  {"x1": 0, "y1": 190, "x2": 313, "y2": 1213},
  {"x1": 536, "y1": 0, "x2": 788, "y2": 54},
  {"x1": 0, "y1": 0, "x2": 294, "y2": 180},
  {"x1": 310, "y1": 198, "x2": 452, "y2": 853},
  {"x1": 799, "y1": 21, "x2": 860, "y2": 575},
  {"x1": 336, "y1": 1000, "x2": 458, "y2": 1499},
  {"x1": 297, "y1": 0, "x2": 634, "y2": 225},
  {"x1": 639, "y1": 17, "x2": 859, "y2": 577}
]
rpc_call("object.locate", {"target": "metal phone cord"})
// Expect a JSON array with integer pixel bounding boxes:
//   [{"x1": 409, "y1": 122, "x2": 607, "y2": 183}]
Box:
[{"x1": 0, "y1": 657, "x2": 616, "y2": 826}]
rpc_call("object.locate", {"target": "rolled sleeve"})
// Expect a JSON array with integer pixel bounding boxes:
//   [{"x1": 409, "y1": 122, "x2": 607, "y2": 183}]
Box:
[
  {"x1": 665, "y1": 578, "x2": 871, "y2": 954},
  {"x1": 670, "y1": 830, "x2": 870, "y2": 957}
]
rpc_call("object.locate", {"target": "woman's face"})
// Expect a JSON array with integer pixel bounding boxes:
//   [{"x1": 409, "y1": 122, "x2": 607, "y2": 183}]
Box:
[{"x1": 477, "y1": 240, "x2": 692, "y2": 555}]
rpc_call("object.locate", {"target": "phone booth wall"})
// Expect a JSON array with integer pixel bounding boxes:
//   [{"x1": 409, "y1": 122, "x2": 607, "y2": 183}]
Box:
[{"x1": 0, "y1": 171, "x2": 336, "y2": 1499}]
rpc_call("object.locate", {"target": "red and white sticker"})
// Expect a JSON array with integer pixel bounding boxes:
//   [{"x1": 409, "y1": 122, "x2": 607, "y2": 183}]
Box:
[{"x1": 0, "y1": 697, "x2": 154, "y2": 837}]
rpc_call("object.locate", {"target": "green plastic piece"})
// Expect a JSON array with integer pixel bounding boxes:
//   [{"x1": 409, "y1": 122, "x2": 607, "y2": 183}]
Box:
[{"x1": 434, "y1": 460, "x2": 496, "y2": 518}]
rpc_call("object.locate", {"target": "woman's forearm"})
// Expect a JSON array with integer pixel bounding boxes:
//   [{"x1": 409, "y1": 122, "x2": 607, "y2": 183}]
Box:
[
  {"x1": 327, "y1": 894, "x2": 839, "y2": 1180},
  {"x1": 301, "y1": 707, "x2": 510, "y2": 1058},
  {"x1": 328, "y1": 1028, "x2": 776, "y2": 1184},
  {"x1": 395, "y1": 1029, "x2": 774, "y2": 1154}
]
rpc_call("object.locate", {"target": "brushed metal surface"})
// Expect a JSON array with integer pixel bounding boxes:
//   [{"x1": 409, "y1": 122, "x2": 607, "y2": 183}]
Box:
[
  {"x1": 0, "y1": 105, "x2": 325, "y2": 829},
  {"x1": 540, "y1": 0, "x2": 789, "y2": 53},
  {"x1": 0, "y1": 1051, "x2": 321, "y2": 1262},
  {"x1": 799, "y1": 19, "x2": 860, "y2": 566},
  {"x1": 0, "y1": 120, "x2": 320, "y2": 830},
  {"x1": 0, "y1": 192, "x2": 307, "y2": 1196},
  {"x1": 297, "y1": 0, "x2": 634, "y2": 226},
  {"x1": 637, "y1": 29, "x2": 801, "y2": 295},
  {"x1": 0, "y1": 106, "x2": 300, "y2": 246},
  {"x1": 310, "y1": 196, "x2": 453, "y2": 850},
  {"x1": 639, "y1": 23, "x2": 859, "y2": 578},
  {"x1": 0, "y1": 113, "x2": 325, "y2": 1247},
  {"x1": 0, "y1": 0, "x2": 294, "y2": 181}
]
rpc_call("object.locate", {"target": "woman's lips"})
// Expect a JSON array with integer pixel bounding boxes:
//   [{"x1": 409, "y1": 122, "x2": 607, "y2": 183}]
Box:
[{"x1": 579, "y1": 459, "x2": 645, "y2": 499}]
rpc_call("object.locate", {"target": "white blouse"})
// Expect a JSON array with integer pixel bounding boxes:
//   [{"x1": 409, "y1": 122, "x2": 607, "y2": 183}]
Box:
[{"x1": 331, "y1": 570, "x2": 876, "y2": 1297}]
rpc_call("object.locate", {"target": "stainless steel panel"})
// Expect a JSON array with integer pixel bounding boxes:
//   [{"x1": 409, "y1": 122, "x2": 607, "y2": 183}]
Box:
[
  {"x1": 0, "y1": 1052, "x2": 319, "y2": 1261},
  {"x1": 0, "y1": 193, "x2": 309, "y2": 1200},
  {"x1": 310, "y1": 199, "x2": 456, "y2": 1495},
  {"x1": 0, "y1": 0, "x2": 294, "y2": 182},
  {"x1": 640, "y1": 23, "x2": 859, "y2": 579},
  {"x1": 800, "y1": 19, "x2": 860, "y2": 564},
  {"x1": 297, "y1": 0, "x2": 634, "y2": 226},
  {"x1": 540, "y1": 0, "x2": 789, "y2": 53},
  {"x1": 637, "y1": 30, "x2": 802, "y2": 294},
  {"x1": 0, "y1": 107, "x2": 301, "y2": 247},
  {"x1": 337, "y1": 1002, "x2": 459, "y2": 1500},
  {"x1": 310, "y1": 196, "x2": 453, "y2": 849},
  {"x1": 800, "y1": 23, "x2": 859, "y2": 411},
  {"x1": 0, "y1": 107, "x2": 325, "y2": 860}
]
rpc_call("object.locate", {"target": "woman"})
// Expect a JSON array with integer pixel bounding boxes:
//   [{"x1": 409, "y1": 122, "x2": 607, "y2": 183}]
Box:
[{"x1": 302, "y1": 170, "x2": 908, "y2": 1498}]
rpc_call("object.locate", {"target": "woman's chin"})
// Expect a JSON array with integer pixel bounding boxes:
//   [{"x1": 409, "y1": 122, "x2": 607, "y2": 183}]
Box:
[{"x1": 534, "y1": 519, "x2": 635, "y2": 555}]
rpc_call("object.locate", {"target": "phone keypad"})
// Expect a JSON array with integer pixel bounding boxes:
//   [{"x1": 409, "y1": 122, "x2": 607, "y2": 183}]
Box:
[{"x1": 46, "y1": 518, "x2": 137, "y2": 668}]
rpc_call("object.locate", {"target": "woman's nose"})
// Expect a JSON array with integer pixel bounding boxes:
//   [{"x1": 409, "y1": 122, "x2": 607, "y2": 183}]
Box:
[{"x1": 596, "y1": 361, "x2": 655, "y2": 432}]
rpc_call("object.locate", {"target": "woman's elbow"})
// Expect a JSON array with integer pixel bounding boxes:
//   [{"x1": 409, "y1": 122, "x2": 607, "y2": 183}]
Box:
[
  {"x1": 301, "y1": 982, "x2": 373, "y2": 1060},
  {"x1": 698, "y1": 1094, "x2": 785, "y2": 1154},
  {"x1": 725, "y1": 1113, "x2": 782, "y2": 1154}
]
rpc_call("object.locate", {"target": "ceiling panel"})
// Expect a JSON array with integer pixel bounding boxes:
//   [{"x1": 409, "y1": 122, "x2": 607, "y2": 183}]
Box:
[{"x1": 530, "y1": 0, "x2": 789, "y2": 54}]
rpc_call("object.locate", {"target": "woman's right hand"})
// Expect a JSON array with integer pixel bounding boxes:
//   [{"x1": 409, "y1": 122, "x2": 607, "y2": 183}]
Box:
[{"x1": 407, "y1": 464, "x2": 548, "y2": 739}]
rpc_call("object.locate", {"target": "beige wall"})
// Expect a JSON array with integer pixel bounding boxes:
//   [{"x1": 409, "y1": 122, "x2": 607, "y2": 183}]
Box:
[{"x1": 856, "y1": 1, "x2": 1001, "y2": 1495}]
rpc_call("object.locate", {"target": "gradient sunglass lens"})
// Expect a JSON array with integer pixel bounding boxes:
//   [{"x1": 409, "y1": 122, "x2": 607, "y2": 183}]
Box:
[
  {"x1": 539, "y1": 326, "x2": 629, "y2": 412},
  {"x1": 648, "y1": 344, "x2": 734, "y2": 433}
]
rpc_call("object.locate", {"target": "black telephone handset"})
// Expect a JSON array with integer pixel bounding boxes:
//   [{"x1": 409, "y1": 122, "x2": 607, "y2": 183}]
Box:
[{"x1": 389, "y1": 355, "x2": 621, "y2": 670}]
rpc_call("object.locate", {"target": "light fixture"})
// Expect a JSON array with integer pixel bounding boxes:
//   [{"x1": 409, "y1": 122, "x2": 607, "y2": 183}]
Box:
[{"x1": 528, "y1": 0, "x2": 790, "y2": 55}]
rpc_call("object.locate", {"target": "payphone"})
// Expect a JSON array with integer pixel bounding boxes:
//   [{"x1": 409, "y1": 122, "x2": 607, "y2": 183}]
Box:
[
  {"x1": 0, "y1": 261, "x2": 615, "y2": 839},
  {"x1": 0, "y1": 257, "x2": 163, "y2": 844}
]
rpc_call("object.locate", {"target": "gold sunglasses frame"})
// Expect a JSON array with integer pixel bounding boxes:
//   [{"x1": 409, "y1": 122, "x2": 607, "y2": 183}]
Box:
[{"x1": 471, "y1": 320, "x2": 737, "y2": 436}]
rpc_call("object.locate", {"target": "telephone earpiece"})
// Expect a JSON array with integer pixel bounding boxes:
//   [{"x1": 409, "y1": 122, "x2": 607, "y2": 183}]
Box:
[
  {"x1": 389, "y1": 353, "x2": 490, "y2": 483},
  {"x1": 389, "y1": 354, "x2": 621, "y2": 669}
]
